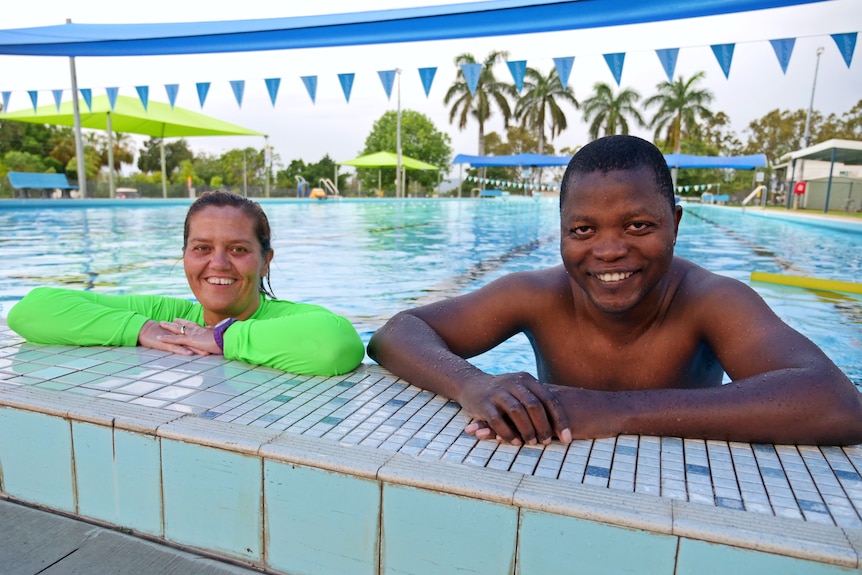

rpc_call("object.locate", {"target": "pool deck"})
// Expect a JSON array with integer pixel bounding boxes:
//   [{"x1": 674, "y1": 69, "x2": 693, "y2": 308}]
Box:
[{"x1": 1, "y1": 318, "x2": 862, "y2": 574}]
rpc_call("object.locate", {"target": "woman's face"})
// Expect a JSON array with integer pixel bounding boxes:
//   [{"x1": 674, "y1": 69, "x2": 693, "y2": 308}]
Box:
[{"x1": 183, "y1": 205, "x2": 273, "y2": 325}]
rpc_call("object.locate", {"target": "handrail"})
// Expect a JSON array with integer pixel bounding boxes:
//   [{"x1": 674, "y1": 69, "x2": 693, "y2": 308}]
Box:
[
  {"x1": 319, "y1": 178, "x2": 339, "y2": 196},
  {"x1": 741, "y1": 185, "x2": 766, "y2": 207}
]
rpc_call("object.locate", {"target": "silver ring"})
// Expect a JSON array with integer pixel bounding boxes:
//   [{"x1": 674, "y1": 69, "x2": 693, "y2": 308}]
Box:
[{"x1": 180, "y1": 325, "x2": 186, "y2": 335}]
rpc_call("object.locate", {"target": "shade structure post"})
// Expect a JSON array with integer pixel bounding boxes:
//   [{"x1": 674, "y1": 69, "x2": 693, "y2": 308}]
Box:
[
  {"x1": 243, "y1": 149, "x2": 248, "y2": 197},
  {"x1": 160, "y1": 139, "x2": 167, "y2": 198},
  {"x1": 264, "y1": 136, "x2": 271, "y2": 198},
  {"x1": 68, "y1": 49, "x2": 87, "y2": 198},
  {"x1": 106, "y1": 111, "x2": 115, "y2": 198},
  {"x1": 396, "y1": 68, "x2": 402, "y2": 198}
]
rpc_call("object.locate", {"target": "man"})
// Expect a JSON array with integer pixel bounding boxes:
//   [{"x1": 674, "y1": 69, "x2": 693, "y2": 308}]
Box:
[{"x1": 368, "y1": 135, "x2": 862, "y2": 446}]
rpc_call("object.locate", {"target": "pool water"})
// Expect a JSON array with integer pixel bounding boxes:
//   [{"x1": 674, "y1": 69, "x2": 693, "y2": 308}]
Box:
[{"x1": 1, "y1": 198, "x2": 860, "y2": 386}]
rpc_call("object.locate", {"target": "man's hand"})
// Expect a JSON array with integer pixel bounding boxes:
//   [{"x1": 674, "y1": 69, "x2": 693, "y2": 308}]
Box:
[
  {"x1": 459, "y1": 372, "x2": 572, "y2": 445},
  {"x1": 138, "y1": 319, "x2": 218, "y2": 356}
]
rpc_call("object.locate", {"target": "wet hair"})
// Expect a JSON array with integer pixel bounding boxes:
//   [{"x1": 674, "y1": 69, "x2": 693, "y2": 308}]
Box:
[
  {"x1": 183, "y1": 190, "x2": 276, "y2": 298},
  {"x1": 560, "y1": 135, "x2": 675, "y2": 212}
]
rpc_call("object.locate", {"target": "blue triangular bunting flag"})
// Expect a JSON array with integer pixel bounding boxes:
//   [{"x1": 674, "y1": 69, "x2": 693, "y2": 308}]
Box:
[
  {"x1": 769, "y1": 38, "x2": 795, "y2": 74},
  {"x1": 301, "y1": 76, "x2": 317, "y2": 104},
  {"x1": 603, "y1": 53, "x2": 625, "y2": 86},
  {"x1": 831, "y1": 32, "x2": 857, "y2": 68},
  {"x1": 377, "y1": 70, "x2": 396, "y2": 100},
  {"x1": 655, "y1": 48, "x2": 679, "y2": 82},
  {"x1": 1, "y1": 91, "x2": 10, "y2": 112},
  {"x1": 552, "y1": 56, "x2": 574, "y2": 88},
  {"x1": 52, "y1": 89, "x2": 63, "y2": 111},
  {"x1": 507, "y1": 60, "x2": 527, "y2": 93},
  {"x1": 80, "y1": 88, "x2": 92, "y2": 111},
  {"x1": 164, "y1": 84, "x2": 179, "y2": 108},
  {"x1": 229, "y1": 80, "x2": 245, "y2": 108},
  {"x1": 418, "y1": 67, "x2": 437, "y2": 97},
  {"x1": 338, "y1": 73, "x2": 355, "y2": 103},
  {"x1": 460, "y1": 63, "x2": 483, "y2": 96},
  {"x1": 196, "y1": 82, "x2": 210, "y2": 108},
  {"x1": 264, "y1": 78, "x2": 280, "y2": 106},
  {"x1": 135, "y1": 86, "x2": 149, "y2": 110},
  {"x1": 106, "y1": 87, "x2": 119, "y2": 110},
  {"x1": 710, "y1": 43, "x2": 735, "y2": 79},
  {"x1": 27, "y1": 90, "x2": 38, "y2": 112}
]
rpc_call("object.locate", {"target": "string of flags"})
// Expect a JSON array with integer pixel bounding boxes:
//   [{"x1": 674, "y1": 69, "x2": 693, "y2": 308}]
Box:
[
  {"x1": 466, "y1": 175, "x2": 557, "y2": 192},
  {"x1": 0, "y1": 32, "x2": 855, "y2": 114},
  {"x1": 677, "y1": 184, "x2": 717, "y2": 193}
]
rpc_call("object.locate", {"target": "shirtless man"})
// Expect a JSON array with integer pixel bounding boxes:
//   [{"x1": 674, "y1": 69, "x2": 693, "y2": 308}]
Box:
[{"x1": 368, "y1": 135, "x2": 862, "y2": 447}]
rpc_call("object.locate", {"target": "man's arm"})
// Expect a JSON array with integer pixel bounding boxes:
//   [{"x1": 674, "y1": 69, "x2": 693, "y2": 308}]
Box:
[{"x1": 368, "y1": 271, "x2": 572, "y2": 445}]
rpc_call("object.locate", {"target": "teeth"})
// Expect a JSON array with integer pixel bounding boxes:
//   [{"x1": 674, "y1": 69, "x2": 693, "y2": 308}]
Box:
[
  {"x1": 596, "y1": 272, "x2": 633, "y2": 282},
  {"x1": 207, "y1": 278, "x2": 235, "y2": 285}
]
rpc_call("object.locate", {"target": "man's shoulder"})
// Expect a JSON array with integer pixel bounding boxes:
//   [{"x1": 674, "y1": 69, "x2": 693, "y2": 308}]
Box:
[
  {"x1": 491, "y1": 265, "x2": 569, "y2": 293},
  {"x1": 673, "y1": 257, "x2": 756, "y2": 306}
]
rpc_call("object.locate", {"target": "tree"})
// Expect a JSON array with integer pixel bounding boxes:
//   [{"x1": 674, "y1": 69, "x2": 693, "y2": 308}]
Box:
[
  {"x1": 137, "y1": 138, "x2": 193, "y2": 176},
  {"x1": 360, "y1": 109, "x2": 452, "y2": 193},
  {"x1": 514, "y1": 67, "x2": 578, "y2": 154},
  {"x1": 444, "y1": 50, "x2": 516, "y2": 156},
  {"x1": 96, "y1": 132, "x2": 135, "y2": 174},
  {"x1": 580, "y1": 82, "x2": 644, "y2": 140},
  {"x1": 742, "y1": 108, "x2": 808, "y2": 165},
  {"x1": 644, "y1": 72, "x2": 715, "y2": 183}
]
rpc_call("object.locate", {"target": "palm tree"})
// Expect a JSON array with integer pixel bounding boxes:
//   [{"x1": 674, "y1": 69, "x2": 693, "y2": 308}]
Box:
[
  {"x1": 444, "y1": 50, "x2": 517, "y2": 156},
  {"x1": 644, "y1": 72, "x2": 715, "y2": 183},
  {"x1": 580, "y1": 82, "x2": 645, "y2": 140},
  {"x1": 514, "y1": 67, "x2": 578, "y2": 156}
]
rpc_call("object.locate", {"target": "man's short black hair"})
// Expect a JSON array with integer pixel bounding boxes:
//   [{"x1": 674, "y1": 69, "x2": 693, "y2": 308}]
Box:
[{"x1": 560, "y1": 135, "x2": 675, "y2": 211}]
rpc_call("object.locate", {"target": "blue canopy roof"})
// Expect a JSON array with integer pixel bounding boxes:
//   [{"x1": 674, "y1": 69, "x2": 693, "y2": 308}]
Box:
[
  {"x1": 454, "y1": 152, "x2": 768, "y2": 169},
  {"x1": 453, "y1": 153, "x2": 569, "y2": 167},
  {"x1": 0, "y1": 0, "x2": 823, "y2": 57}
]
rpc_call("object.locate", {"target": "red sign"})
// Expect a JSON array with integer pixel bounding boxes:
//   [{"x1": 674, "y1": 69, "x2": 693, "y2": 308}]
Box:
[{"x1": 794, "y1": 181, "x2": 807, "y2": 195}]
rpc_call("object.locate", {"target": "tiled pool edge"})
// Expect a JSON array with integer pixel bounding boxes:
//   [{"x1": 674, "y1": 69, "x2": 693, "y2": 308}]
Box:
[{"x1": 0, "y1": 385, "x2": 859, "y2": 575}]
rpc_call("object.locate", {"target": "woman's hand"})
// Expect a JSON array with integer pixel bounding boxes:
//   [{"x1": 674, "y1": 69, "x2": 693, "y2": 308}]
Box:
[{"x1": 138, "y1": 319, "x2": 219, "y2": 356}]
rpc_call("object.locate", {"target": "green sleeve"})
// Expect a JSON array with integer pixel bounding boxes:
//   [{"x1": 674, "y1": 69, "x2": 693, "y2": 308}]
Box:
[
  {"x1": 222, "y1": 299, "x2": 364, "y2": 376},
  {"x1": 7, "y1": 287, "x2": 201, "y2": 347}
]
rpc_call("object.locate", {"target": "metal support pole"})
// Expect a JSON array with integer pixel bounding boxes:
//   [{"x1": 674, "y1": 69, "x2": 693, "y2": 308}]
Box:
[
  {"x1": 67, "y1": 33, "x2": 87, "y2": 198},
  {"x1": 243, "y1": 149, "x2": 248, "y2": 197},
  {"x1": 160, "y1": 139, "x2": 167, "y2": 198},
  {"x1": 106, "y1": 112, "x2": 115, "y2": 199},
  {"x1": 396, "y1": 68, "x2": 402, "y2": 198},
  {"x1": 264, "y1": 136, "x2": 271, "y2": 198},
  {"x1": 795, "y1": 46, "x2": 825, "y2": 207}
]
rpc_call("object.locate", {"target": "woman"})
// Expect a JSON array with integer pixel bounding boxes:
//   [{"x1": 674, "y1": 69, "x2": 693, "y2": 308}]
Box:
[{"x1": 8, "y1": 190, "x2": 364, "y2": 376}]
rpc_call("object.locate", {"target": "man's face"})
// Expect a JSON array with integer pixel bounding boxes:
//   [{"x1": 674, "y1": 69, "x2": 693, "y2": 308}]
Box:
[{"x1": 560, "y1": 167, "x2": 681, "y2": 315}]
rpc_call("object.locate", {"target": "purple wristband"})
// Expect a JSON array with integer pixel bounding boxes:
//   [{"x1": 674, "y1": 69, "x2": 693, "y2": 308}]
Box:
[{"x1": 213, "y1": 318, "x2": 236, "y2": 353}]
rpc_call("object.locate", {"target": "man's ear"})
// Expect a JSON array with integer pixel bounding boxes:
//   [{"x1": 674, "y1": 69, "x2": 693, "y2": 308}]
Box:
[{"x1": 673, "y1": 205, "x2": 682, "y2": 237}]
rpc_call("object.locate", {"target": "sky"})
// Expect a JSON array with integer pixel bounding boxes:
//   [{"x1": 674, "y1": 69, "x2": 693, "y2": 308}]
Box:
[{"x1": 0, "y1": 0, "x2": 860, "y2": 181}]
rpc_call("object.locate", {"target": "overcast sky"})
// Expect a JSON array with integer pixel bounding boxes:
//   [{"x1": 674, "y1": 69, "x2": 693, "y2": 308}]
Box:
[{"x1": 0, "y1": 0, "x2": 859, "y2": 176}]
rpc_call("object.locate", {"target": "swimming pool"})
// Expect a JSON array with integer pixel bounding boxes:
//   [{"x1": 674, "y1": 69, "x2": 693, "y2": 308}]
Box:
[{"x1": 1, "y1": 198, "x2": 860, "y2": 386}]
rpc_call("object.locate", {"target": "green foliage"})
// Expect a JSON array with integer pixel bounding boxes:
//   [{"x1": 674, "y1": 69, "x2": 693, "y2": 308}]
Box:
[
  {"x1": 581, "y1": 82, "x2": 645, "y2": 140},
  {"x1": 3, "y1": 150, "x2": 49, "y2": 173},
  {"x1": 137, "y1": 138, "x2": 194, "y2": 176},
  {"x1": 274, "y1": 155, "x2": 347, "y2": 193},
  {"x1": 514, "y1": 66, "x2": 578, "y2": 154},
  {"x1": 358, "y1": 110, "x2": 452, "y2": 193},
  {"x1": 444, "y1": 51, "x2": 517, "y2": 155},
  {"x1": 644, "y1": 72, "x2": 715, "y2": 154}
]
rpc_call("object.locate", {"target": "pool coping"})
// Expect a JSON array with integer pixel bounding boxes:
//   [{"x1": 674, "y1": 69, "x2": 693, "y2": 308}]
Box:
[{"x1": 1, "y1": 368, "x2": 861, "y2": 571}]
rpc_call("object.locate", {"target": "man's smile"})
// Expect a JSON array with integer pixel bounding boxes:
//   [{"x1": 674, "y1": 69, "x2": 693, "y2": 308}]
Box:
[{"x1": 594, "y1": 271, "x2": 634, "y2": 283}]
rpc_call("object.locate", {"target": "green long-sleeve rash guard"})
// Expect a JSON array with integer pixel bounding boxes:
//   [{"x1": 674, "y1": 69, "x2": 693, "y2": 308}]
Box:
[{"x1": 7, "y1": 287, "x2": 365, "y2": 376}]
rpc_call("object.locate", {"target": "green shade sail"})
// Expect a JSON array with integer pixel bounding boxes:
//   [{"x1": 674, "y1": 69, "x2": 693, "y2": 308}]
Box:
[
  {"x1": 339, "y1": 151, "x2": 438, "y2": 170},
  {"x1": 1, "y1": 94, "x2": 263, "y2": 138}
]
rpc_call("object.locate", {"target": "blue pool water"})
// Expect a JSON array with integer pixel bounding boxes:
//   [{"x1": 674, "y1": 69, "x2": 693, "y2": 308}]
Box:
[{"x1": 1, "y1": 198, "x2": 860, "y2": 385}]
